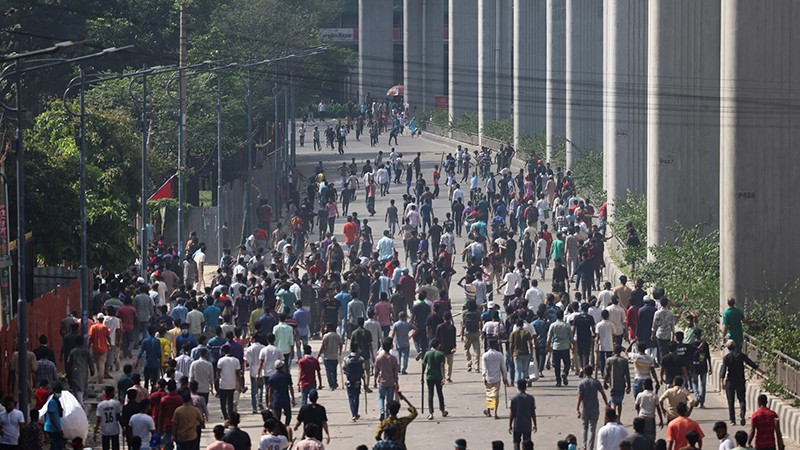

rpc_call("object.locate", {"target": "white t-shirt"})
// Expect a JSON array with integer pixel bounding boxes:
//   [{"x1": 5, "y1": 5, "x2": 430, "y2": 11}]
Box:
[
  {"x1": 452, "y1": 188, "x2": 464, "y2": 203},
  {"x1": 245, "y1": 343, "x2": 265, "y2": 378},
  {"x1": 128, "y1": 413, "x2": 155, "y2": 447},
  {"x1": 597, "y1": 422, "x2": 628, "y2": 450},
  {"x1": 217, "y1": 355, "x2": 241, "y2": 390},
  {"x1": 502, "y1": 272, "x2": 522, "y2": 296},
  {"x1": 259, "y1": 433, "x2": 289, "y2": 450},
  {"x1": 0, "y1": 408, "x2": 24, "y2": 445},
  {"x1": 535, "y1": 239, "x2": 547, "y2": 260},
  {"x1": 525, "y1": 287, "x2": 544, "y2": 311},
  {"x1": 259, "y1": 345, "x2": 285, "y2": 378},
  {"x1": 635, "y1": 390, "x2": 658, "y2": 418},
  {"x1": 719, "y1": 435, "x2": 735, "y2": 450},
  {"x1": 596, "y1": 320, "x2": 615, "y2": 352},
  {"x1": 472, "y1": 280, "x2": 487, "y2": 306},
  {"x1": 597, "y1": 290, "x2": 614, "y2": 308},
  {"x1": 95, "y1": 399, "x2": 122, "y2": 436},
  {"x1": 103, "y1": 316, "x2": 120, "y2": 344}
]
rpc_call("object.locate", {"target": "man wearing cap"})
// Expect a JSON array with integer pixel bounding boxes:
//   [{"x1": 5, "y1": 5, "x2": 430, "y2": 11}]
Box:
[
  {"x1": 267, "y1": 359, "x2": 295, "y2": 426},
  {"x1": 720, "y1": 339, "x2": 759, "y2": 426}
]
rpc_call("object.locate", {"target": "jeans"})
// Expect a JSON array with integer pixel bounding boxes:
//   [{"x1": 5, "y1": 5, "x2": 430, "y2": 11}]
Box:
[
  {"x1": 427, "y1": 379, "x2": 445, "y2": 413},
  {"x1": 300, "y1": 385, "x2": 316, "y2": 408},
  {"x1": 552, "y1": 349, "x2": 571, "y2": 385},
  {"x1": 323, "y1": 359, "x2": 339, "y2": 389},
  {"x1": 48, "y1": 432, "x2": 65, "y2": 450},
  {"x1": 725, "y1": 380, "x2": 746, "y2": 423},
  {"x1": 577, "y1": 344, "x2": 592, "y2": 371},
  {"x1": 690, "y1": 372, "x2": 707, "y2": 406},
  {"x1": 657, "y1": 339, "x2": 671, "y2": 363},
  {"x1": 295, "y1": 335, "x2": 309, "y2": 366},
  {"x1": 506, "y1": 350, "x2": 516, "y2": 383},
  {"x1": 346, "y1": 383, "x2": 361, "y2": 417},
  {"x1": 162, "y1": 430, "x2": 173, "y2": 450},
  {"x1": 102, "y1": 435, "x2": 120, "y2": 450},
  {"x1": 250, "y1": 376, "x2": 264, "y2": 411},
  {"x1": 397, "y1": 347, "x2": 410, "y2": 373},
  {"x1": 582, "y1": 410, "x2": 599, "y2": 450},
  {"x1": 597, "y1": 351, "x2": 611, "y2": 378},
  {"x1": 272, "y1": 404, "x2": 292, "y2": 426},
  {"x1": 136, "y1": 321, "x2": 149, "y2": 346},
  {"x1": 378, "y1": 384, "x2": 395, "y2": 415},
  {"x1": 513, "y1": 431, "x2": 532, "y2": 450},
  {"x1": 632, "y1": 378, "x2": 647, "y2": 400},
  {"x1": 535, "y1": 346, "x2": 547, "y2": 373},
  {"x1": 514, "y1": 355, "x2": 532, "y2": 382},
  {"x1": 218, "y1": 389, "x2": 235, "y2": 420},
  {"x1": 144, "y1": 366, "x2": 160, "y2": 390}
]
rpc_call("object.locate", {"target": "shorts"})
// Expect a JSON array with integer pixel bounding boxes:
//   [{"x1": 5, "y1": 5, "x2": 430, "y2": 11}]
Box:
[{"x1": 610, "y1": 393, "x2": 625, "y2": 405}]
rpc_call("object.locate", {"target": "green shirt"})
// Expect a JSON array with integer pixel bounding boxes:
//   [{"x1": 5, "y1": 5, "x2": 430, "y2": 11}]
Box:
[
  {"x1": 722, "y1": 307, "x2": 744, "y2": 345},
  {"x1": 551, "y1": 239, "x2": 565, "y2": 261},
  {"x1": 422, "y1": 349, "x2": 445, "y2": 381},
  {"x1": 547, "y1": 320, "x2": 572, "y2": 351},
  {"x1": 273, "y1": 322, "x2": 294, "y2": 354}
]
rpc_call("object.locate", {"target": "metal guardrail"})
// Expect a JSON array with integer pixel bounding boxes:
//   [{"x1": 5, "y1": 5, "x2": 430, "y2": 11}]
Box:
[{"x1": 743, "y1": 333, "x2": 800, "y2": 400}]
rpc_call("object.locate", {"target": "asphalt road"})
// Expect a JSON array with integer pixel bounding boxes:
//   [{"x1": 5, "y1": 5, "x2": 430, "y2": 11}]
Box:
[{"x1": 196, "y1": 125, "x2": 796, "y2": 450}]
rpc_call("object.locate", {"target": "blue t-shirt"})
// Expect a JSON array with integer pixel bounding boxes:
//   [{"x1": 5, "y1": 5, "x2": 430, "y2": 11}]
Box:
[
  {"x1": 170, "y1": 305, "x2": 188, "y2": 323},
  {"x1": 44, "y1": 397, "x2": 62, "y2": 432},
  {"x1": 139, "y1": 337, "x2": 161, "y2": 368},
  {"x1": 293, "y1": 308, "x2": 311, "y2": 337},
  {"x1": 532, "y1": 319, "x2": 549, "y2": 348},
  {"x1": 203, "y1": 305, "x2": 221, "y2": 332},
  {"x1": 268, "y1": 371, "x2": 293, "y2": 408},
  {"x1": 175, "y1": 333, "x2": 198, "y2": 353},
  {"x1": 257, "y1": 314, "x2": 277, "y2": 339},
  {"x1": 335, "y1": 292, "x2": 352, "y2": 318}
]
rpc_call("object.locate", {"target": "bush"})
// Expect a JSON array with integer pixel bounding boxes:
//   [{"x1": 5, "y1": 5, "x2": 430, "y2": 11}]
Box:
[
  {"x1": 518, "y1": 134, "x2": 546, "y2": 160},
  {"x1": 420, "y1": 109, "x2": 450, "y2": 128},
  {"x1": 572, "y1": 149, "x2": 606, "y2": 203},
  {"x1": 482, "y1": 119, "x2": 514, "y2": 143},
  {"x1": 610, "y1": 191, "x2": 647, "y2": 268},
  {"x1": 638, "y1": 224, "x2": 720, "y2": 342},
  {"x1": 744, "y1": 280, "x2": 800, "y2": 361},
  {"x1": 451, "y1": 113, "x2": 479, "y2": 135}
]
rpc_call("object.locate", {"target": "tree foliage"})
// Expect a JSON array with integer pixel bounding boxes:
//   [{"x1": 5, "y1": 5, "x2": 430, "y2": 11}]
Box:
[{"x1": 610, "y1": 191, "x2": 647, "y2": 268}]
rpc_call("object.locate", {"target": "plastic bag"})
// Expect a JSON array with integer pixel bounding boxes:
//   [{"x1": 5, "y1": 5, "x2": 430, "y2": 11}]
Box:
[
  {"x1": 38, "y1": 391, "x2": 89, "y2": 441},
  {"x1": 528, "y1": 361, "x2": 540, "y2": 382}
]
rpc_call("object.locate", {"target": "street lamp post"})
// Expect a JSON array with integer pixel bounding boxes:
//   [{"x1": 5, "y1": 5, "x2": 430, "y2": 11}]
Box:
[{"x1": 129, "y1": 72, "x2": 150, "y2": 279}]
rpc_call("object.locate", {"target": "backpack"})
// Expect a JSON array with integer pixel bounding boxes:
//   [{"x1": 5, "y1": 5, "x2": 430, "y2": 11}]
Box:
[{"x1": 464, "y1": 311, "x2": 480, "y2": 333}]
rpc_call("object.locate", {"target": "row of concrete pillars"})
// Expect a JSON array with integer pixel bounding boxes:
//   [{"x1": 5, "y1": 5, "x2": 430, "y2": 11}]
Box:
[{"x1": 357, "y1": 0, "x2": 800, "y2": 309}]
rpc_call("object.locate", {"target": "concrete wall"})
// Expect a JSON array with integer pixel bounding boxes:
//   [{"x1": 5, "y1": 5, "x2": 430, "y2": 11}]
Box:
[
  {"x1": 646, "y1": 0, "x2": 720, "y2": 249},
  {"x1": 719, "y1": 0, "x2": 800, "y2": 307},
  {"x1": 545, "y1": 0, "x2": 566, "y2": 163},
  {"x1": 513, "y1": 0, "x2": 546, "y2": 151},
  {"x1": 359, "y1": 0, "x2": 394, "y2": 102},
  {"x1": 404, "y1": 0, "x2": 445, "y2": 115},
  {"x1": 564, "y1": 0, "x2": 603, "y2": 169},
  {"x1": 477, "y1": 0, "x2": 512, "y2": 146},
  {"x1": 448, "y1": 0, "x2": 479, "y2": 122},
  {"x1": 603, "y1": 0, "x2": 648, "y2": 215}
]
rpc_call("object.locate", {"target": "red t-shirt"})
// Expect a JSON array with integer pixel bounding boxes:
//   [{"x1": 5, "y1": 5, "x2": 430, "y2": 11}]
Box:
[
  {"x1": 260, "y1": 204, "x2": 273, "y2": 223},
  {"x1": 89, "y1": 322, "x2": 110, "y2": 353},
  {"x1": 626, "y1": 306, "x2": 640, "y2": 340},
  {"x1": 343, "y1": 222, "x2": 359, "y2": 244},
  {"x1": 35, "y1": 387, "x2": 50, "y2": 410},
  {"x1": 159, "y1": 392, "x2": 183, "y2": 431},
  {"x1": 374, "y1": 301, "x2": 393, "y2": 327},
  {"x1": 751, "y1": 407, "x2": 778, "y2": 449},
  {"x1": 118, "y1": 305, "x2": 137, "y2": 332},
  {"x1": 297, "y1": 356, "x2": 320, "y2": 389},
  {"x1": 667, "y1": 416, "x2": 704, "y2": 450}
]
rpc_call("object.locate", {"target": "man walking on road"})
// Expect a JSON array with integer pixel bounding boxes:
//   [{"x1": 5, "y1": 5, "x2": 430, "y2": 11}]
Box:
[
  {"x1": 482, "y1": 339, "x2": 508, "y2": 419},
  {"x1": 577, "y1": 365, "x2": 608, "y2": 450},
  {"x1": 720, "y1": 339, "x2": 760, "y2": 426},
  {"x1": 421, "y1": 338, "x2": 448, "y2": 420},
  {"x1": 508, "y1": 379, "x2": 537, "y2": 450},
  {"x1": 748, "y1": 394, "x2": 785, "y2": 450},
  {"x1": 547, "y1": 310, "x2": 573, "y2": 387},
  {"x1": 374, "y1": 339, "x2": 400, "y2": 421}
]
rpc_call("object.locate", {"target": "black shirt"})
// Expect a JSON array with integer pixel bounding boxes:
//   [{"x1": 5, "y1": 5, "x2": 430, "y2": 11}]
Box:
[
  {"x1": 720, "y1": 350, "x2": 758, "y2": 385},
  {"x1": 692, "y1": 341, "x2": 711, "y2": 375},
  {"x1": 412, "y1": 302, "x2": 431, "y2": 332},
  {"x1": 629, "y1": 288, "x2": 646, "y2": 308},
  {"x1": 552, "y1": 266, "x2": 568, "y2": 284},
  {"x1": 661, "y1": 353, "x2": 685, "y2": 384},
  {"x1": 426, "y1": 314, "x2": 444, "y2": 339},
  {"x1": 34, "y1": 345, "x2": 56, "y2": 363},
  {"x1": 573, "y1": 313, "x2": 596, "y2": 346},
  {"x1": 223, "y1": 428, "x2": 252, "y2": 450},
  {"x1": 675, "y1": 343, "x2": 694, "y2": 373},
  {"x1": 321, "y1": 298, "x2": 340, "y2": 325},
  {"x1": 295, "y1": 403, "x2": 328, "y2": 441}
]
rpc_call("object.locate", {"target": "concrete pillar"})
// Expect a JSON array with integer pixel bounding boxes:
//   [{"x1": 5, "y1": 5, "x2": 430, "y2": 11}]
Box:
[
  {"x1": 449, "y1": 0, "x2": 479, "y2": 123},
  {"x1": 603, "y1": 0, "x2": 648, "y2": 215},
  {"x1": 478, "y1": 0, "x2": 512, "y2": 146},
  {"x1": 720, "y1": 0, "x2": 800, "y2": 309},
  {"x1": 404, "y1": 0, "x2": 445, "y2": 115},
  {"x1": 359, "y1": 0, "x2": 394, "y2": 103},
  {"x1": 565, "y1": 0, "x2": 603, "y2": 169},
  {"x1": 646, "y1": 0, "x2": 720, "y2": 249},
  {"x1": 545, "y1": 0, "x2": 566, "y2": 163},
  {"x1": 513, "y1": 0, "x2": 546, "y2": 151}
]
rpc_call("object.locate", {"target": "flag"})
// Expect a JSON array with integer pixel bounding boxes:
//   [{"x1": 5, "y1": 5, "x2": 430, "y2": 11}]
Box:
[{"x1": 148, "y1": 174, "x2": 176, "y2": 202}]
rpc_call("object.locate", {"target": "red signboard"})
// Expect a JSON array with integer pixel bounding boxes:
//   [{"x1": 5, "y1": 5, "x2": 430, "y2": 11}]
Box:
[{"x1": 434, "y1": 96, "x2": 449, "y2": 110}]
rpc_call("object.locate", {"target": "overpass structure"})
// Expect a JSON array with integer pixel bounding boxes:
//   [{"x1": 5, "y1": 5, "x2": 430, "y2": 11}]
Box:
[{"x1": 356, "y1": 0, "x2": 800, "y2": 311}]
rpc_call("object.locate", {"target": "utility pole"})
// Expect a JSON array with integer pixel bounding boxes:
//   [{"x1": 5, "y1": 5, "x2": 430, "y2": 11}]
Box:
[{"x1": 177, "y1": 0, "x2": 187, "y2": 257}]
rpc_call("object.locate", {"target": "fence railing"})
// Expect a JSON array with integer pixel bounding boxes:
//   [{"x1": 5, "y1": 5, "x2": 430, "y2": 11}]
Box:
[{"x1": 743, "y1": 333, "x2": 800, "y2": 400}]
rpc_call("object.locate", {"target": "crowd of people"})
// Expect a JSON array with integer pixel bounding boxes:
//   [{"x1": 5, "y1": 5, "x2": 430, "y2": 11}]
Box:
[{"x1": 0, "y1": 113, "x2": 790, "y2": 450}]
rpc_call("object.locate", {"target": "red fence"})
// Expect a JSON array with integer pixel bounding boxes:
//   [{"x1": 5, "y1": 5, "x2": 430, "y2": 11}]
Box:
[{"x1": 0, "y1": 278, "x2": 82, "y2": 394}]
